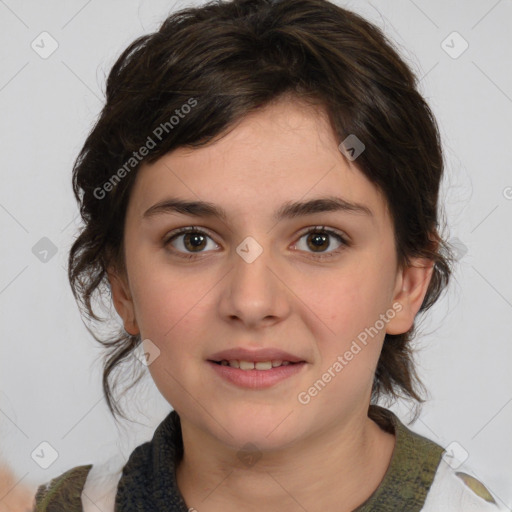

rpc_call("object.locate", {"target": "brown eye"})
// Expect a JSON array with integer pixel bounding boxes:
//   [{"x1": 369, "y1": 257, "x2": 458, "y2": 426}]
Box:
[
  {"x1": 306, "y1": 231, "x2": 330, "y2": 252},
  {"x1": 293, "y1": 226, "x2": 349, "y2": 259},
  {"x1": 164, "y1": 227, "x2": 219, "y2": 258},
  {"x1": 182, "y1": 232, "x2": 207, "y2": 252}
]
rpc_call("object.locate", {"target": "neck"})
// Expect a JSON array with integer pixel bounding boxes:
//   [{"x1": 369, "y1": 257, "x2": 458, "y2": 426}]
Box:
[{"x1": 175, "y1": 408, "x2": 395, "y2": 512}]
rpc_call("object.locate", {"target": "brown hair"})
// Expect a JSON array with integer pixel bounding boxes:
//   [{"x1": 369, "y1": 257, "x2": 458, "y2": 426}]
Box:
[{"x1": 68, "y1": 0, "x2": 454, "y2": 422}]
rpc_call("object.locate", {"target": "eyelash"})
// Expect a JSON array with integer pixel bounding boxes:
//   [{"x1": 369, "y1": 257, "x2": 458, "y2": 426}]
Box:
[{"x1": 163, "y1": 225, "x2": 350, "y2": 261}]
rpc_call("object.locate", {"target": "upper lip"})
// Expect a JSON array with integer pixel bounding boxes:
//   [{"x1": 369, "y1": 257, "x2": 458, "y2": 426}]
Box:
[{"x1": 209, "y1": 348, "x2": 305, "y2": 363}]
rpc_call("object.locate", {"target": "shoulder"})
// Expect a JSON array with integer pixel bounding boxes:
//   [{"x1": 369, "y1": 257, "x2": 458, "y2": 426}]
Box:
[
  {"x1": 422, "y1": 459, "x2": 510, "y2": 511},
  {"x1": 33, "y1": 456, "x2": 124, "y2": 512},
  {"x1": 34, "y1": 464, "x2": 93, "y2": 511}
]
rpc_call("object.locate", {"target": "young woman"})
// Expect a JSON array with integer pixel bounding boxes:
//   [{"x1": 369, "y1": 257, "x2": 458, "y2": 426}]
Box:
[{"x1": 31, "y1": 0, "x2": 509, "y2": 510}]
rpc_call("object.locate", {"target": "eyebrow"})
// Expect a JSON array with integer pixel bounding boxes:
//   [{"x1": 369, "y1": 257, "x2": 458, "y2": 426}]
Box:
[{"x1": 142, "y1": 196, "x2": 373, "y2": 222}]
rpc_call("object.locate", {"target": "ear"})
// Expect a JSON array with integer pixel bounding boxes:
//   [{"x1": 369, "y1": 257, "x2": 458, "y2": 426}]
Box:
[
  {"x1": 386, "y1": 257, "x2": 435, "y2": 335},
  {"x1": 107, "y1": 267, "x2": 140, "y2": 336}
]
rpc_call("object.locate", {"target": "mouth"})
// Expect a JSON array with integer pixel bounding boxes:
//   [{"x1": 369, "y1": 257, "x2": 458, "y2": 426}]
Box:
[
  {"x1": 207, "y1": 359, "x2": 307, "y2": 389},
  {"x1": 209, "y1": 359, "x2": 302, "y2": 370}
]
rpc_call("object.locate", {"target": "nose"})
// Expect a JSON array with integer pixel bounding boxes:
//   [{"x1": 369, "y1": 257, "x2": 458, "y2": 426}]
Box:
[{"x1": 217, "y1": 236, "x2": 292, "y2": 329}]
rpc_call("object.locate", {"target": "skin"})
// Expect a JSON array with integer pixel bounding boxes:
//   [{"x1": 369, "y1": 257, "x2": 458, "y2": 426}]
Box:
[
  {"x1": 0, "y1": 465, "x2": 36, "y2": 511},
  {"x1": 109, "y1": 97, "x2": 434, "y2": 512}
]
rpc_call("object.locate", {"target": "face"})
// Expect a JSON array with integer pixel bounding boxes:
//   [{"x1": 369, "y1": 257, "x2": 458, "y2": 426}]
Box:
[{"x1": 109, "y1": 97, "x2": 432, "y2": 452}]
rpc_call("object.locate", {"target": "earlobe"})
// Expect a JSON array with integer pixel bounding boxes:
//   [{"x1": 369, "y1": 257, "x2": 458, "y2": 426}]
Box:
[
  {"x1": 107, "y1": 267, "x2": 140, "y2": 336},
  {"x1": 386, "y1": 258, "x2": 434, "y2": 335}
]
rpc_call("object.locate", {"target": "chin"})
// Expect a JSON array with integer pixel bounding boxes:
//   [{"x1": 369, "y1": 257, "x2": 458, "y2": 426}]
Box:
[{"x1": 210, "y1": 408, "x2": 303, "y2": 453}]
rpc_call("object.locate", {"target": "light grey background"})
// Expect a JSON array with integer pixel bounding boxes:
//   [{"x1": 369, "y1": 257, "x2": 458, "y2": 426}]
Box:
[{"x1": 1, "y1": 0, "x2": 511, "y2": 507}]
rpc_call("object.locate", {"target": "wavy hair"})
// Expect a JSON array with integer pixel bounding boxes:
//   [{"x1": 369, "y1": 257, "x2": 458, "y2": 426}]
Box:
[{"x1": 68, "y1": 0, "x2": 454, "y2": 422}]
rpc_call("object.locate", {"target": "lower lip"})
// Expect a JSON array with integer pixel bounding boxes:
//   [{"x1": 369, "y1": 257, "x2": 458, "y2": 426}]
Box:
[{"x1": 207, "y1": 361, "x2": 307, "y2": 389}]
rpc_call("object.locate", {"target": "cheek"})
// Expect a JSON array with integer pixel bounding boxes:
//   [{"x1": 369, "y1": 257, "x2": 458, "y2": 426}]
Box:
[
  {"x1": 301, "y1": 267, "x2": 390, "y2": 402},
  {"x1": 297, "y1": 257, "x2": 395, "y2": 386},
  {"x1": 127, "y1": 258, "x2": 186, "y2": 339},
  {"x1": 128, "y1": 257, "x2": 217, "y2": 357},
  {"x1": 303, "y1": 260, "x2": 392, "y2": 333},
  {"x1": 132, "y1": 273, "x2": 207, "y2": 402}
]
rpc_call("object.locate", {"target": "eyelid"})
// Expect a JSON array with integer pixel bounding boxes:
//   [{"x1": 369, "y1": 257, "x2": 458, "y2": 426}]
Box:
[
  {"x1": 163, "y1": 224, "x2": 349, "y2": 243},
  {"x1": 162, "y1": 225, "x2": 220, "y2": 249},
  {"x1": 163, "y1": 224, "x2": 350, "y2": 259},
  {"x1": 295, "y1": 225, "x2": 350, "y2": 244},
  {"x1": 164, "y1": 225, "x2": 217, "y2": 240},
  {"x1": 162, "y1": 226, "x2": 218, "y2": 260},
  {"x1": 291, "y1": 225, "x2": 350, "y2": 260}
]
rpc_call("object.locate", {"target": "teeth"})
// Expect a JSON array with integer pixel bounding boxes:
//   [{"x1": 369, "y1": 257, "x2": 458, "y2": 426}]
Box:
[
  {"x1": 255, "y1": 361, "x2": 272, "y2": 370},
  {"x1": 218, "y1": 359, "x2": 296, "y2": 370}
]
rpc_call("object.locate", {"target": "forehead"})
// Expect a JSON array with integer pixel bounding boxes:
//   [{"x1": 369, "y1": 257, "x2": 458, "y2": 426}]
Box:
[{"x1": 128, "y1": 98, "x2": 391, "y2": 227}]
